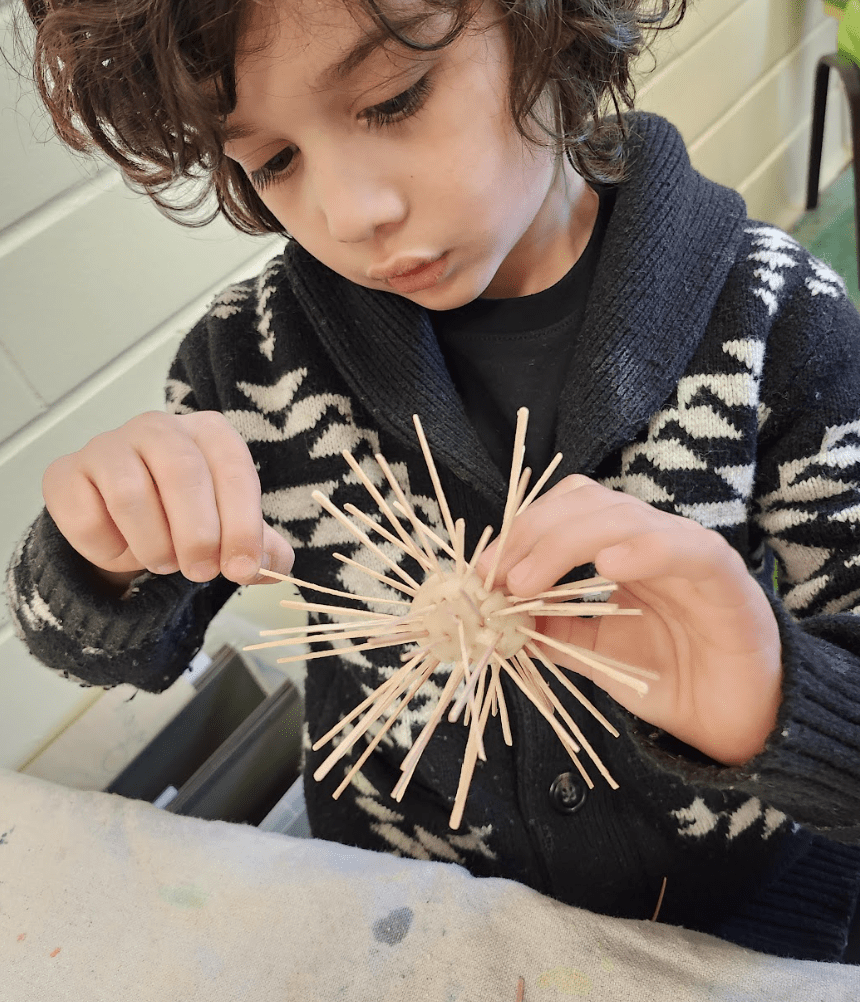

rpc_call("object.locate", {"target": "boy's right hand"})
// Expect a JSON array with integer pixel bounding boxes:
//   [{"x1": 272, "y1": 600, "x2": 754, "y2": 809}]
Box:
[{"x1": 42, "y1": 411, "x2": 295, "y2": 591}]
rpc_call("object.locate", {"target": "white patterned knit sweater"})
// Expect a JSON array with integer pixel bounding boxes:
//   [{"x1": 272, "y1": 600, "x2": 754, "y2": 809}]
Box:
[{"x1": 7, "y1": 114, "x2": 860, "y2": 961}]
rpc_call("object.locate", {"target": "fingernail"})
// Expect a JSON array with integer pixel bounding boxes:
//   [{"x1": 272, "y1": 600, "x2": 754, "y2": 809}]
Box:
[
  {"x1": 257, "y1": 552, "x2": 288, "y2": 581},
  {"x1": 507, "y1": 558, "x2": 534, "y2": 593},
  {"x1": 599, "y1": 544, "x2": 631, "y2": 567},
  {"x1": 224, "y1": 555, "x2": 259, "y2": 581},
  {"x1": 153, "y1": 563, "x2": 179, "y2": 575},
  {"x1": 188, "y1": 559, "x2": 220, "y2": 581}
]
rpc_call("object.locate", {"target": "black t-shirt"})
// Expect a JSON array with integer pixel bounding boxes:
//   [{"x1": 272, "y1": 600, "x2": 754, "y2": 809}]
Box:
[{"x1": 428, "y1": 185, "x2": 615, "y2": 476}]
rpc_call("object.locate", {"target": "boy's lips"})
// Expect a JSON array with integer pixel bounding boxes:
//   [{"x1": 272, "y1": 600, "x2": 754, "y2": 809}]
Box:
[{"x1": 368, "y1": 253, "x2": 449, "y2": 293}]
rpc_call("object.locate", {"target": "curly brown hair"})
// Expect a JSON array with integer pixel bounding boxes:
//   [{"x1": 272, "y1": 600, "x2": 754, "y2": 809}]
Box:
[{"x1": 17, "y1": 0, "x2": 687, "y2": 235}]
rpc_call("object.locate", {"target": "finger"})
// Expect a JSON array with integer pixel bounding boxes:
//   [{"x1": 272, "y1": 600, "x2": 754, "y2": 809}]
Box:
[
  {"x1": 247, "y1": 522, "x2": 296, "y2": 584},
  {"x1": 73, "y1": 446, "x2": 180, "y2": 574},
  {"x1": 176, "y1": 412, "x2": 266, "y2": 583},
  {"x1": 502, "y1": 495, "x2": 662, "y2": 596},
  {"x1": 131, "y1": 420, "x2": 223, "y2": 581},
  {"x1": 596, "y1": 526, "x2": 758, "y2": 609},
  {"x1": 43, "y1": 455, "x2": 148, "y2": 573},
  {"x1": 478, "y1": 474, "x2": 594, "y2": 580},
  {"x1": 597, "y1": 530, "x2": 781, "y2": 660}
]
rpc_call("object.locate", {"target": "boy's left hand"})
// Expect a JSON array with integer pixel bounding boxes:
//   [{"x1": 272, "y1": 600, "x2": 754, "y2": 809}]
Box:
[{"x1": 477, "y1": 475, "x2": 782, "y2": 766}]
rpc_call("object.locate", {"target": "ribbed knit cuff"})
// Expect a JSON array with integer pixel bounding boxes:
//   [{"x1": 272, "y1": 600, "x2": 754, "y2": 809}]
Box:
[
  {"x1": 6, "y1": 509, "x2": 235, "y2": 692},
  {"x1": 711, "y1": 828, "x2": 860, "y2": 962},
  {"x1": 622, "y1": 592, "x2": 860, "y2": 838},
  {"x1": 746, "y1": 596, "x2": 860, "y2": 833}
]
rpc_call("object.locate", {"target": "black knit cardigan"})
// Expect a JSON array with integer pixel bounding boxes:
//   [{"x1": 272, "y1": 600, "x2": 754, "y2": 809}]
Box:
[{"x1": 8, "y1": 114, "x2": 860, "y2": 961}]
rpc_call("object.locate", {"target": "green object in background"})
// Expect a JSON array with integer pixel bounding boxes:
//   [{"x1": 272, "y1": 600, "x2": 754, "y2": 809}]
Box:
[{"x1": 838, "y1": 0, "x2": 860, "y2": 63}]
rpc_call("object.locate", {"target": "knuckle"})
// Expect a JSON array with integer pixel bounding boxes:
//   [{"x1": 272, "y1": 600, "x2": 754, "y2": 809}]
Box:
[
  {"x1": 42, "y1": 455, "x2": 74, "y2": 498},
  {"x1": 178, "y1": 521, "x2": 223, "y2": 555},
  {"x1": 680, "y1": 522, "x2": 738, "y2": 564},
  {"x1": 102, "y1": 473, "x2": 151, "y2": 515},
  {"x1": 157, "y1": 447, "x2": 208, "y2": 484},
  {"x1": 559, "y1": 474, "x2": 593, "y2": 492},
  {"x1": 169, "y1": 513, "x2": 222, "y2": 559},
  {"x1": 691, "y1": 521, "x2": 721, "y2": 546},
  {"x1": 600, "y1": 496, "x2": 643, "y2": 531},
  {"x1": 218, "y1": 461, "x2": 260, "y2": 495},
  {"x1": 126, "y1": 411, "x2": 172, "y2": 436},
  {"x1": 177, "y1": 539, "x2": 222, "y2": 569},
  {"x1": 188, "y1": 410, "x2": 233, "y2": 438},
  {"x1": 705, "y1": 528, "x2": 742, "y2": 565}
]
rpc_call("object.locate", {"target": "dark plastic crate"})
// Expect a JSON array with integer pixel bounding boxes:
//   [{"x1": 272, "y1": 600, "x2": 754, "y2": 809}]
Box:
[{"x1": 106, "y1": 645, "x2": 303, "y2": 826}]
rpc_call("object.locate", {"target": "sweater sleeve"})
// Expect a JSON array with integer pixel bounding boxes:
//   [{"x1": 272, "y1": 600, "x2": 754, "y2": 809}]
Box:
[
  {"x1": 738, "y1": 272, "x2": 860, "y2": 834},
  {"x1": 640, "y1": 259, "x2": 860, "y2": 838},
  {"x1": 4, "y1": 312, "x2": 241, "y2": 694}
]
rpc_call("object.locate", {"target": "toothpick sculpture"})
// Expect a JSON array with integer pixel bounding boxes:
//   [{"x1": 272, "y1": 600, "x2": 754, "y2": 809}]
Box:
[{"x1": 249, "y1": 409, "x2": 656, "y2": 828}]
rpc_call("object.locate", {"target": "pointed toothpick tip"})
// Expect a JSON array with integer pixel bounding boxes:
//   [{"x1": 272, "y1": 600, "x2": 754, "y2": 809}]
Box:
[{"x1": 257, "y1": 567, "x2": 291, "y2": 582}]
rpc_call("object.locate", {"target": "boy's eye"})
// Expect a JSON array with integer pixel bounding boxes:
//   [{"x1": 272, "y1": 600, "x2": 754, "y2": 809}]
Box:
[
  {"x1": 361, "y1": 74, "x2": 433, "y2": 129},
  {"x1": 246, "y1": 73, "x2": 433, "y2": 192},
  {"x1": 249, "y1": 148, "x2": 296, "y2": 191}
]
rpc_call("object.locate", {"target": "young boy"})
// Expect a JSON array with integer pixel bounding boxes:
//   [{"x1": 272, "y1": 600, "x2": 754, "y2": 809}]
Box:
[{"x1": 8, "y1": 0, "x2": 860, "y2": 963}]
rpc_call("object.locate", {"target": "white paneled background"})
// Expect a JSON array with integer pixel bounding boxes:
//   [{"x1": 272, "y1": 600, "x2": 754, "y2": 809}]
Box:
[
  {"x1": 637, "y1": 0, "x2": 850, "y2": 227},
  {"x1": 0, "y1": 2, "x2": 285, "y2": 775},
  {"x1": 0, "y1": 0, "x2": 852, "y2": 781}
]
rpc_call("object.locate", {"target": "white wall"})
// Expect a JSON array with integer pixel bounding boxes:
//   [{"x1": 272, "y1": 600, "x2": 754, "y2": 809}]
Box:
[
  {"x1": 636, "y1": 0, "x2": 850, "y2": 229},
  {"x1": 0, "y1": 0, "x2": 853, "y2": 775},
  {"x1": 0, "y1": 5, "x2": 283, "y2": 770}
]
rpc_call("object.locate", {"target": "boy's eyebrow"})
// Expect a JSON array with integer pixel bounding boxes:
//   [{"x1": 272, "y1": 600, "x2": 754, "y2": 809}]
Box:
[
  {"x1": 224, "y1": 24, "x2": 407, "y2": 143},
  {"x1": 316, "y1": 26, "x2": 391, "y2": 89}
]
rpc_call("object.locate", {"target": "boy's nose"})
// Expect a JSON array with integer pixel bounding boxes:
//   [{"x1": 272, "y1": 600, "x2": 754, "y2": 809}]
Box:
[{"x1": 313, "y1": 163, "x2": 407, "y2": 243}]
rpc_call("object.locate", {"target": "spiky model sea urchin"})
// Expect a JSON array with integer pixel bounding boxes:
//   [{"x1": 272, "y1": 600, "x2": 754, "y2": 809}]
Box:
[{"x1": 249, "y1": 409, "x2": 655, "y2": 828}]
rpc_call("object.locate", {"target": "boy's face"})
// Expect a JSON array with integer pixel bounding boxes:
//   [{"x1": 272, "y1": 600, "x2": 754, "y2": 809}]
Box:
[{"x1": 226, "y1": 0, "x2": 589, "y2": 307}]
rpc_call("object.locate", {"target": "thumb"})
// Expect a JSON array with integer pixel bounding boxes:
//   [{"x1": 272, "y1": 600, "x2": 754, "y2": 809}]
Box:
[{"x1": 253, "y1": 521, "x2": 295, "y2": 584}]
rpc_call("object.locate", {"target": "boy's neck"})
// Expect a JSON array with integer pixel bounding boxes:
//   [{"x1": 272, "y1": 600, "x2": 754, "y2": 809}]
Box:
[{"x1": 482, "y1": 161, "x2": 600, "y2": 300}]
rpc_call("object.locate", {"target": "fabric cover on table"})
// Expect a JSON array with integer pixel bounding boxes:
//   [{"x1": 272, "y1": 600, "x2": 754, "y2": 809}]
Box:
[{"x1": 1, "y1": 768, "x2": 857, "y2": 1001}]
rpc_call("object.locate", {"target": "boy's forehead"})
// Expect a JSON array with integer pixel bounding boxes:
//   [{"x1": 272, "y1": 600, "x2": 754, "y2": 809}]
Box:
[
  {"x1": 241, "y1": 0, "x2": 451, "y2": 65},
  {"x1": 224, "y1": 0, "x2": 445, "y2": 145},
  {"x1": 227, "y1": 0, "x2": 461, "y2": 139}
]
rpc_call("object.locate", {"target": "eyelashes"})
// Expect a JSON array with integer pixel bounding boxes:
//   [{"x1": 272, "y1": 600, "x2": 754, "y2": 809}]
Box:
[
  {"x1": 360, "y1": 73, "x2": 432, "y2": 129},
  {"x1": 250, "y1": 149, "x2": 296, "y2": 190},
  {"x1": 249, "y1": 73, "x2": 434, "y2": 191}
]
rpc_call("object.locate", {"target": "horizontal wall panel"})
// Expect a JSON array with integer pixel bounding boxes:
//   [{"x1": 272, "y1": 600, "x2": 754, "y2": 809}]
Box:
[
  {"x1": 0, "y1": 348, "x2": 42, "y2": 439},
  {"x1": 738, "y1": 111, "x2": 850, "y2": 231},
  {"x1": 637, "y1": 0, "x2": 747, "y2": 81},
  {"x1": 21, "y1": 673, "x2": 197, "y2": 788},
  {"x1": 0, "y1": 7, "x2": 101, "y2": 232},
  {"x1": 0, "y1": 187, "x2": 273, "y2": 406},
  {"x1": 690, "y1": 15, "x2": 846, "y2": 192},
  {"x1": 0, "y1": 240, "x2": 282, "y2": 633},
  {"x1": 0, "y1": 625, "x2": 102, "y2": 771},
  {"x1": 638, "y1": 0, "x2": 832, "y2": 146}
]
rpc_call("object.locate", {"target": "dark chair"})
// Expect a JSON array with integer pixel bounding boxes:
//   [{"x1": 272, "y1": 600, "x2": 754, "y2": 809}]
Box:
[{"x1": 806, "y1": 2, "x2": 860, "y2": 285}]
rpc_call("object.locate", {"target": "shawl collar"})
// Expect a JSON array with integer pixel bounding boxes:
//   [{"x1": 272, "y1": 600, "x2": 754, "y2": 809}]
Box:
[
  {"x1": 555, "y1": 113, "x2": 748, "y2": 476},
  {"x1": 285, "y1": 113, "x2": 748, "y2": 495}
]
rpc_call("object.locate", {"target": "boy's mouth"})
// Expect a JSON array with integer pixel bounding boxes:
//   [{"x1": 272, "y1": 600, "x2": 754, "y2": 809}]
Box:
[{"x1": 369, "y1": 253, "x2": 449, "y2": 293}]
